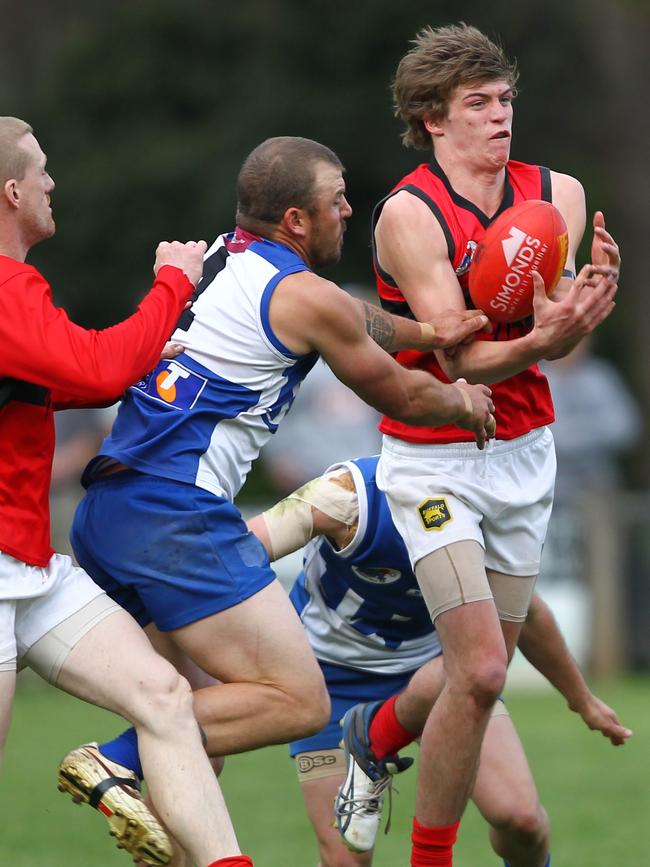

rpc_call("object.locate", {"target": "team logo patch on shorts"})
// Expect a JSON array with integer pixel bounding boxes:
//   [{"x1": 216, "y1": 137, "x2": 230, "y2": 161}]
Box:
[{"x1": 417, "y1": 497, "x2": 452, "y2": 531}]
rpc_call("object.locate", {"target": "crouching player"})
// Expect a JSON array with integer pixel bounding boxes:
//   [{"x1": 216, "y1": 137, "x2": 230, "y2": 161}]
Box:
[{"x1": 248, "y1": 455, "x2": 632, "y2": 867}]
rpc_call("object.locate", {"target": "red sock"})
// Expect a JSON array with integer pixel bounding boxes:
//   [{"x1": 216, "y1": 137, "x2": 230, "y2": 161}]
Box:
[
  {"x1": 410, "y1": 817, "x2": 460, "y2": 867},
  {"x1": 368, "y1": 694, "x2": 417, "y2": 759},
  {"x1": 207, "y1": 858, "x2": 253, "y2": 866}
]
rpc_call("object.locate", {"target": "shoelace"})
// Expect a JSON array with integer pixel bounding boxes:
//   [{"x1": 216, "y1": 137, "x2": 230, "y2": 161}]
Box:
[{"x1": 337, "y1": 773, "x2": 398, "y2": 834}]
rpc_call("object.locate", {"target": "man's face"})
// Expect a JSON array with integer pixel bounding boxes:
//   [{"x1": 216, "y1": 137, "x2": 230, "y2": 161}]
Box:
[
  {"x1": 431, "y1": 79, "x2": 514, "y2": 171},
  {"x1": 15, "y1": 133, "x2": 56, "y2": 245},
  {"x1": 304, "y1": 162, "x2": 352, "y2": 270}
]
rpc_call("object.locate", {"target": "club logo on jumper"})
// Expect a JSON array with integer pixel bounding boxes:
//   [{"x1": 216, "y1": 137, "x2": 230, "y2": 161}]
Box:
[
  {"x1": 297, "y1": 753, "x2": 337, "y2": 774},
  {"x1": 417, "y1": 497, "x2": 452, "y2": 531},
  {"x1": 133, "y1": 360, "x2": 207, "y2": 410},
  {"x1": 351, "y1": 565, "x2": 402, "y2": 585},
  {"x1": 455, "y1": 240, "x2": 478, "y2": 276}
]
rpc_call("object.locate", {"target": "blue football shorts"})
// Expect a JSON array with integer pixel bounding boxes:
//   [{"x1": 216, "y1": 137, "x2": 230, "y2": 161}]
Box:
[
  {"x1": 70, "y1": 470, "x2": 275, "y2": 631},
  {"x1": 289, "y1": 659, "x2": 418, "y2": 757}
]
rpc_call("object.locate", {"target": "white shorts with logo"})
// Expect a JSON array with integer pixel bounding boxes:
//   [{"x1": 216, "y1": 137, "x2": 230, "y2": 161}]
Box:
[
  {"x1": 377, "y1": 427, "x2": 556, "y2": 576},
  {"x1": 0, "y1": 550, "x2": 117, "y2": 674}
]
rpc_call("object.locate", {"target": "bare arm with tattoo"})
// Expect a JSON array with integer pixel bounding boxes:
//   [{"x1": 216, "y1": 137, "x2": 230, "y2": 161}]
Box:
[
  {"x1": 358, "y1": 299, "x2": 491, "y2": 353},
  {"x1": 268, "y1": 270, "x2": 497, "y2": 447}
]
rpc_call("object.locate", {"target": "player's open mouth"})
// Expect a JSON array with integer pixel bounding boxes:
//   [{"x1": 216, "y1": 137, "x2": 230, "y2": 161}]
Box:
[{"x1": 490, "y1": 131, "x2": 510, "y2": 139}]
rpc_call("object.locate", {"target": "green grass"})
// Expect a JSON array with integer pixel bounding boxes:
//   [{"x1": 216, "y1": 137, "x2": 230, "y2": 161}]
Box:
[{"x1": 1, "y1": 674, "x2": 648, "y2": 866}]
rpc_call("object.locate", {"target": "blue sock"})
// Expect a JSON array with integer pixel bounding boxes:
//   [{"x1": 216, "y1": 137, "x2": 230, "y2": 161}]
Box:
[
  {"x1": 98, "y1": 727, "x2": 143, "y2": 780},
  {"x1": 504, "y1": 858, "x2": 550, "y2": 867}
]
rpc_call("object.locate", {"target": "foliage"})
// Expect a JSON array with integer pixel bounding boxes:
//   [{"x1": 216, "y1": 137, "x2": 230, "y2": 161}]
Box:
[
  {"x1": 1, "y1": 0, "x2": 649, "y2": 477},
  {"x1": 12, "y1": 1, "x2": 631, "y2": 318}
]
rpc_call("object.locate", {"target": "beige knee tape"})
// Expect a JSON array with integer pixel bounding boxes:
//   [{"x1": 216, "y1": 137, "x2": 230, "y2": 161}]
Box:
[
  {"x1": 487, "y1": 570, "x2": 537, "y2": 623},
  {"x1": 415, "y1": 540, "x2": 492, "y2": 623},
  {"x1": 262, "y1": 498, "x2": 313, "y2": 561},
  {"x1": 295, "y1": 748, "x2": 346, "y2": 783},
  {"x1": 21, "y1": 594, "x2": 120, "y2": 685},
  {"x1": 262, "y1": 469, "x2": 359, "y2": 560}
]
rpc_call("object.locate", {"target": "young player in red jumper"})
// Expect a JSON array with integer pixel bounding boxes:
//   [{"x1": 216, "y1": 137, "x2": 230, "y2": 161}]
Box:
[
  {"x1": 336, "y1": 25, "x2": 620, "y2": 867},
  {"x1": 0, "y1": 116, "x2": 250, "y2": 867}
]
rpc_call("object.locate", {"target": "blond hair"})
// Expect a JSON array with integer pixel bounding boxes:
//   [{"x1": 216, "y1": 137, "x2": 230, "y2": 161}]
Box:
[
  {"x1": 393, "y1": 23, "x2": 518, "y2": 150},
  {"x1": 0, "y1": 117, "x2": 33, "y2": 185}
]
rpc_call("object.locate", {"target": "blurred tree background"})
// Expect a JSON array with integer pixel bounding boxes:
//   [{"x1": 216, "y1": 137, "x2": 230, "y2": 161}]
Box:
[{"x1": 1, "y1": 0, "x2": 648, "y2": 478}]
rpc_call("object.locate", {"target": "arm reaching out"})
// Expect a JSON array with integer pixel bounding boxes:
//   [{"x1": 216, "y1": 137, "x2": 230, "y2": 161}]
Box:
[
  {"x1": 269, "y1": 271, "x2": 496, "y2": 448},
  {"x1": 519, "y1": 594, "x2": 632, "y2": 746},
  {"x1": 357, "y1": 299, "x2": 490, "y2": 353},
  {"x1": 11, "y1": 240, "x2": 206, "y2": 408}
]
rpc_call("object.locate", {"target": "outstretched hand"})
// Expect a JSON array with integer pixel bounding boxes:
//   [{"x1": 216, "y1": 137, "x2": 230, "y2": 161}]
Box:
[
  {"x1": 422, "y1": 309, "x2": 491, "y2": 351},
  {"x1": 572, "y1": 693, "x2": 633, "y2": 747},
  {"x1": 530, "y1": 263, "x2": 617, "y2": 359}
]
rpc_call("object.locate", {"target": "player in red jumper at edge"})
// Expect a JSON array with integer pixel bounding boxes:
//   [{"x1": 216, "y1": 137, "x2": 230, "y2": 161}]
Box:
[
  {"x1": 334, "y1": 26, "x2": 620, "y2": 867},
  {"x1": 0, "y1": 117, "x2": 251, "y2": 867}
]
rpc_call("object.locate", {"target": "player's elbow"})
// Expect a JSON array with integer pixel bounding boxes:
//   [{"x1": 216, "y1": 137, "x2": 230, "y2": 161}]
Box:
[{"x1": 438, "y1": 351, "x2": 479, "y2": 385}]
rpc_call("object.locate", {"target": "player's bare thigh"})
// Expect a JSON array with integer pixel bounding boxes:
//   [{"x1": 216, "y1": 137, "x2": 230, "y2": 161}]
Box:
[
  {"x1": 145, "y1": 623, "x2": 219, "y2": 690},
  {"x1": 0, "y1": 597, "x2": 17, "y2": 758},
  {"x1": 54, "y1": 608, "x2": 188, "y2": 717},
  {"x1": 0, "y1": 669, "x2": 16, "y2": 760},
  {"x1": 168, "y1": 579, "x2": 324, "y2": 690}
]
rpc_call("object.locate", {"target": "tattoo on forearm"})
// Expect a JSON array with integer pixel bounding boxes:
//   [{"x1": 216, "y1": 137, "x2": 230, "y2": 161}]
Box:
[{"x1": 362, "y1": 302, "x2": 396, "y2": 351}]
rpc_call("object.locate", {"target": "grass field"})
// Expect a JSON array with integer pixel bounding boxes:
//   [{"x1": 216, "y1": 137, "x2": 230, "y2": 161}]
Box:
[{"x1": 1, "y1": 673, "x2": 648, "y2": 866}]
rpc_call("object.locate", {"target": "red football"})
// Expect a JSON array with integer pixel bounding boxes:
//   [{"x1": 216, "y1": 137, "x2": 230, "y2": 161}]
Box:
[{"x1": 468, "y1": 200, "x2": 568, "y2": 323}]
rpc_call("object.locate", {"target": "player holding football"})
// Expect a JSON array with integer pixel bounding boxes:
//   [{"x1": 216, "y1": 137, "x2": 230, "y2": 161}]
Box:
[
  {"x1": 61, "y1": 135, "x2": 496, "y2": 850},
  {"x1": 336, "y1": 24, "x2": 621, "y2": 867},
  {"x1": 248, "y1": 456, "x2": 631, "y2": 867},
  {"x1": 0, "y1": 116, "x2": 248, "y2": 867}
]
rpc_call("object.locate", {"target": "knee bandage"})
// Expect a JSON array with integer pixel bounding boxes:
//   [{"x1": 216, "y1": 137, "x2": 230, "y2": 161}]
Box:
[
  {"x1": 262, "y1": 469, "x2": 359, "y2": 560},
  {"x1": 415, "y1": 540, "x2": 492, "y2": 623},
  {"x1": 295, "y1": 748, "x2": 346, "y2": 782},
  {"x1": 487, "y1": 570, "x2": 537, "y2": 623}
]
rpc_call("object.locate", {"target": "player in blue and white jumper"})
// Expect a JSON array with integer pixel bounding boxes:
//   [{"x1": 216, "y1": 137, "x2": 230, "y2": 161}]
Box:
[
  {"x1": 59, "y1": 136, "x2": 496, "y2": 851},
  {"x1": 249, "y1": 454, "x2": 631, "y2": 867}
]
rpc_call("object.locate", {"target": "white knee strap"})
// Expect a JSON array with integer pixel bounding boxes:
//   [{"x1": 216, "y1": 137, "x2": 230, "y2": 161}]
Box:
[
  {"x1": 295, "y1": 749, "x2": 346, "y2": 782},
  {"x1": 262, "y1": 469, "x2": 359, "y2": 560}
]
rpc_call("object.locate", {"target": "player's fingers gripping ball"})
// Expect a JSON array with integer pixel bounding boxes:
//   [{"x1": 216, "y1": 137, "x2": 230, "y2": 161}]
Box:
[{"x1": 469, "y1": 200, "x2": 568, "y2": 323}]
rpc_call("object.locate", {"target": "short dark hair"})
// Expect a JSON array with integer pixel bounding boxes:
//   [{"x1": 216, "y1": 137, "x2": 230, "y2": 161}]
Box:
[
  {"x1": 236, "y1": 136, "x2": 342, "y2": 230},
  {"x1": 0, "y1": 117, "x2": 34, "y2": 185},
  {"x1": 393, "y1": 23, "x2": 518, "y2": 150}
]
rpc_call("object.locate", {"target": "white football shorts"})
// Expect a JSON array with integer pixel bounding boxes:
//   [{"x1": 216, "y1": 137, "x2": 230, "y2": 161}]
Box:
[
  {"x1": 377, "y1": 426, "x2": 556, "y2": 576},
  {"x1": 0, "y1": 550, "x2": 116, "y2": 673}
]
